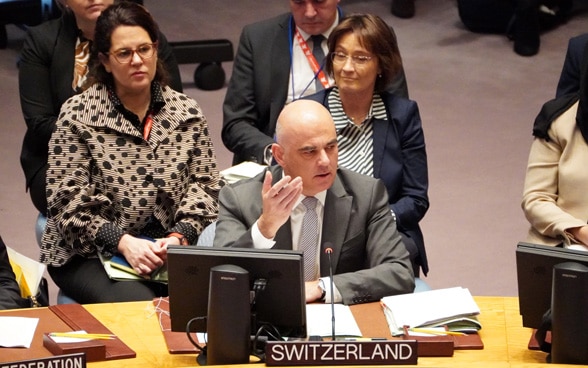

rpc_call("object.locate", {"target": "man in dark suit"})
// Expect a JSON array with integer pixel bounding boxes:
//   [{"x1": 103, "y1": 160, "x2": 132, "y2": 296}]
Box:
[
  {"x1": 556, "y1": 33, "x2": 588, "y2": 98},
  {"x1": 222, "y1": 0, "x2": 409, "y2": 165},
  {"x1": 214, "y1": 99, "x2": 414, "y2": 305}
]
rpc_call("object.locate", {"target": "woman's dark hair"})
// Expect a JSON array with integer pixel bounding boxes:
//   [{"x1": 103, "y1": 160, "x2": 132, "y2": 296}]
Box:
[
  {"x1": 325, "y1": 14, "x2": 403, "y2": 93},
  {"x1": 87, "y1": 1, "x2": 169, "y2": 88}
]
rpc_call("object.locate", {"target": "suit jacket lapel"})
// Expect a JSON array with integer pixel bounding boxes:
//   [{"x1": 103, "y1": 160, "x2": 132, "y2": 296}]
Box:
[{"x1": 320, "y1": 174, "x2": 352, "y2": 275}]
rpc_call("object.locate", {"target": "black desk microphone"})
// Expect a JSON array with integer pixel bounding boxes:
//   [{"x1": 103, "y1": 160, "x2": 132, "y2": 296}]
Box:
[{"x1": 324, "y1": 245, "x2": 336, "y2": 341}]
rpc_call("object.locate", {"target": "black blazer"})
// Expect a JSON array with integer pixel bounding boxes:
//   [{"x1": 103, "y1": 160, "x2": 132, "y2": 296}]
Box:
[
  {"x1": 556, "y1": 33, "x2": 588, "y2": 98},
  {"x1": 306, "y1": 88, "x2": 429, "y2": 275},
  {"x1": 18, "y1": 12, "x2": 182, "y2": 198},
  {"x1": 222, "y1": 11, "x2": 409, "y2": 165}
]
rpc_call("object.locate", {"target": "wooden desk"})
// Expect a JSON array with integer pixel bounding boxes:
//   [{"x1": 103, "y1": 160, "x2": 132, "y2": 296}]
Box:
[{"x1": 0, "y1": 297, "x2": 562, "y2": 367}]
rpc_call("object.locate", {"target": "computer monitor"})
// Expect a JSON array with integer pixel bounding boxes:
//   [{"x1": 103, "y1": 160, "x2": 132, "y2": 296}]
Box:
[
  {"x1": 516, "y1": 241, "x2": 588, "y2": 328},
  {"x1": 167, "y1": 245, "x2": 307, "y2": 338}
]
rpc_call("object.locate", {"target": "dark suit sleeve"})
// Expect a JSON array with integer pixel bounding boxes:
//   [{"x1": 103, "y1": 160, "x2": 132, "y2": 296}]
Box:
[
  {"x1": 157, "y1": 31, "x2": 183, "y2": 93},
  {"x1": 213, "y1": 178, "x2": 261, "y2": 248},
  {"x1": 333, "y1": 179, "x2": 414, "y2": 304},
  {"x1": 0, "y1": 237, "x2": 28, "y2": 310},
  {"x1": 556, "y1": 34, "x2": 588, "y2": 98},
  {"x1": 18, "y1": 24, "x2": 62, "y2": 185},
  {"x1": 222, "y1": 25, "x2": 278, "y2": 164},
  {"x1": 389, "y1": 100, "x2": 429, "y2": 231}
]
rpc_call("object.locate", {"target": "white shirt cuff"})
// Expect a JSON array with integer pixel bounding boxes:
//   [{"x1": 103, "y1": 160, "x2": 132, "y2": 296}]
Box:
[
  {"x1": 320, "y1": 277, "x2": 342, "y2": 304},
  {"x1": 251, "y1": 220, "x2": 276, "y2": 249}
]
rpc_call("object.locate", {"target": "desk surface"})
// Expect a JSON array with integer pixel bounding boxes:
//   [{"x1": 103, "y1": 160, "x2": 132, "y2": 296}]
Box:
[{"x1": 0, "y1": 297, "x2": 561, "y2": 367}]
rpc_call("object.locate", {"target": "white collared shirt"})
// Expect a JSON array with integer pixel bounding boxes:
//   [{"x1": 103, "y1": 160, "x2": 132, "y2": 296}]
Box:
[{"x1": 286, "y1": 14, "x2": 339, "y2": 103}]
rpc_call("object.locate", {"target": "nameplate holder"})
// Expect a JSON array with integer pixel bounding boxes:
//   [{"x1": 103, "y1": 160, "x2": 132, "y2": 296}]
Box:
[
  {"x1": 265, "y1": 340, "x2": 418, "y2": 366},
  {"x1": 0, "y1": 352, "x2": 86, "y2": 368},
  {"x1": 42, "y1": 333, "x2": 106, "y2": 362}
]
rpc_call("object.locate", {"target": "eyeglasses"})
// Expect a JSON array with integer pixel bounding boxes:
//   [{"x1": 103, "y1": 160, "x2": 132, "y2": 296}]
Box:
[
  {"x1": 330, "y1": 52, "x2": 373, "y2": 66},
  {"x1": 108, "y1": 43, "x2": 157, "y2": 64}
]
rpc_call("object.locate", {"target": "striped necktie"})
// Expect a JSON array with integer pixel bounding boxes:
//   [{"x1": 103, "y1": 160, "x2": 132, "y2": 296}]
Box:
[{"x1": 300, "y1": 196, "x2": 319, "y2": 281}]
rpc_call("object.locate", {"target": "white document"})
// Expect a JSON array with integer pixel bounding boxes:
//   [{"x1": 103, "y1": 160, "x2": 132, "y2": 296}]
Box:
[
  {"x1": 306, "y1": 304, "x2": 362, "y2": 337},
  {"x1": 0, "y1": 316, "x2": 39, "y2": 348},
  {"x1": 220, "y1": 161, "x2": 266, "y2": 184},
  {"x1": 381, "y1": 287, "x2": 480, "y2": 335}
]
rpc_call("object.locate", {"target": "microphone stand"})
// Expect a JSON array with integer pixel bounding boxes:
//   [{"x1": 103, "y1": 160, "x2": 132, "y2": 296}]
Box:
[{"x1": 325, "y1": 247, "x2": 336, "y2": 341}]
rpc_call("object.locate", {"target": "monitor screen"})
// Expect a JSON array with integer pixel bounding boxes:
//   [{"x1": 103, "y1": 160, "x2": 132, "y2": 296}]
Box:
[
  {"x1": 167, "y1": 245, "x2": 307, "y2": 338},
  {"x1": 516, "y1": 241, "x2": 588, "y2": 328}
]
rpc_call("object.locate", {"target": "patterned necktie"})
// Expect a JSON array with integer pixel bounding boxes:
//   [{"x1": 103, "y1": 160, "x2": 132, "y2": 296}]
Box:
[
  {"x1": 300, "y1": 196, "x2": 319, "y2": 281},
  {"x1": 311, "y1": 35, "x2": 325, "y2": 91},
  {"x1": 72, "y1": 38, "x2": 91, "y2": 91}
]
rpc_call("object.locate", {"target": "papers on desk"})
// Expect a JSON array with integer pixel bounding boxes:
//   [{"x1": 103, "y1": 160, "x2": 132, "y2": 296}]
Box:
[
  {"x1": 220, "y1": 161, "x2": 266, "y2": 184},
  {"x1": 381, "y1": 287, "x2": 481, "y2": 336},
  {"x1": 0, "y1": 316, "x2": 39, "y2": 348},
  {"x1": 306, "y1": 304, "x2": 362, "y2": 337}
]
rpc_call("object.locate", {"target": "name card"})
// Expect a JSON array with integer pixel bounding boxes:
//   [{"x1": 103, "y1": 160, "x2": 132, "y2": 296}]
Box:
[
  {"x1": 265, "y1": 340, "x2": 418, "y2": 366},
  {"x1": 0, "y1": 353, "x2": 86, "y2": 368}
]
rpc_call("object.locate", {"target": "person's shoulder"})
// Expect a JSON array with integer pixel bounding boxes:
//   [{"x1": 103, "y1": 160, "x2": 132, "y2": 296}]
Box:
[
  {"x1": 60, "y1": 84, "x2": 105, "y2": 109},
  {"x1": 570, "y1": 33, "x2": 588, "y2": 44},
  {"x1": 378, "y1": 91, "x2": 419, "y2": 117},
  {"x1": 161, "y1": 87, "x2": 204, "y2": 115},
  {"x1": 242, "y1": 12, "x2": 290, "y2": 33},
  {"x1": 221, "y1": 167, "x2": 267, "y2": 193},
  {"x1": 26, "y1": 13, "x2": 73, "y2": 41},
  {"x1": 337, "y1": 168, "x2": 380, "y2": 186}
]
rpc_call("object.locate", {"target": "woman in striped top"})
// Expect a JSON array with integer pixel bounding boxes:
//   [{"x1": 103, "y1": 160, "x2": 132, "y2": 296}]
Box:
[{"x1": 305, "y1": 14, "x2": 429, "y2": 277}]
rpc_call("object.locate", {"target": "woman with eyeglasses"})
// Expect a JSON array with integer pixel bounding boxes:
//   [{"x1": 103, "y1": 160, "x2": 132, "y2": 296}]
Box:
[
  {"x1": 305, "y1": 14, "x2": 430, "y2": 277},
  {"x1": 41, "y1": 1, "x2": 221, "y2": 303},
  {"x1": 18, "y1": 0, "x2": 182, "y2": 218}
]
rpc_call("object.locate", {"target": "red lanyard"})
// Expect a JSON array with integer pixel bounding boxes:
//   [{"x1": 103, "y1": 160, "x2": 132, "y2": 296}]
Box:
[
  {"x1": 294, "y1": 30, "x2": 330, "y2": 89},
  {"x1": 143, "y1": 112, "x2": 153, "y2": 140}
]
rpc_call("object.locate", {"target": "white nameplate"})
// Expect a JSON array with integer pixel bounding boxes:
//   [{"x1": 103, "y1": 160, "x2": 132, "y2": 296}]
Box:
[
  {"x1": 265, "y1": 340, "x2": 418, "y2": 366},
  {"x1": 0, "y1": 353, "x2": 85, "y2": 368}
]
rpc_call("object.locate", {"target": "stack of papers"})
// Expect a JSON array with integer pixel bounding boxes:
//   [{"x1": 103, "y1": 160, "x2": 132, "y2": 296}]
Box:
[
  {"x1": 381, "y1": 287, "x2": 481, "y2": 336},
  {"x1": 220, "y1": 161, "x2": 266, "y2": 184}
]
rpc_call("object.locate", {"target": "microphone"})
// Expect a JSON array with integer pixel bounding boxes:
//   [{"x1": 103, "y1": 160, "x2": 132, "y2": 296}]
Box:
[{"x1": 324, "y1": 245, "x2": 336, "y2": 341}]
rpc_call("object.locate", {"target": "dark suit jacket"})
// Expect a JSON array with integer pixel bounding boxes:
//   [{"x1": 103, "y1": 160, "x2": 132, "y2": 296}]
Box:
[
  {"x1": 222, "y1": 11, "x2": 409, "y2": 165},
  {"x1": 556, "y1": 33, "x2": 588, "y2": 98},
  {"x1": 213, "y1": 166, "x2": 415, "y2": 305},
  {"x1": 306, "y1": 89, "x2": 429, "y2": 275},
  {"x1": 18, "y1": 11, "x2": 182, "y2": 213},
  {"x1": 0, "y1": 236, "x2": 28, "y2": 310}
]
